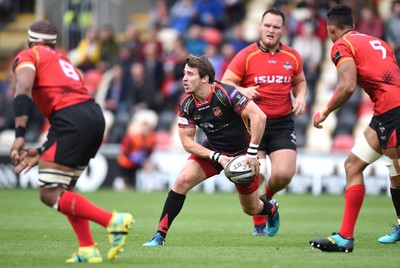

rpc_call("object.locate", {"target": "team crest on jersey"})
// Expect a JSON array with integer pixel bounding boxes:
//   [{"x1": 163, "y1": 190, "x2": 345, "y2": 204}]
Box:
[
  {"x1": 213, "y1": 106, "x2": 222, "y2": 117},
  {"x1": 283, "y1": 62, "x2": 292, "y2": 70}
]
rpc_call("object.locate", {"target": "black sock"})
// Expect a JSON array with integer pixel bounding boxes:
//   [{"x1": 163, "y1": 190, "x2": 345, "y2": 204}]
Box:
[
  {"x1": 257, "y1": 197, "x2": 275, "y2": 216},
  {"x1": 390, "y1": 188, "x2": 400, "y2": 223},
  {"x1": 157, "y1": 190, "x2": 186, "y2": 238}
]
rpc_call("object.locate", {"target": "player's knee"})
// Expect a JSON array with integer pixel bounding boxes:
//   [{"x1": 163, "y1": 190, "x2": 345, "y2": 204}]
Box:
[
  {"x1": 39, "y1": 187, "x2": 63, "y2": 208},
  {"x1": 384, "y1": 156, "x2": 400, "y2": 177},
  {"x1": 242, "y1": 205, "x2": 259, "y2": 216},
  {"x1": 173, "y1": 173, "x2": 196, "y2": 193},
  {"x1": 37, "y1": 168, "x2": 74, "y2": 208}
]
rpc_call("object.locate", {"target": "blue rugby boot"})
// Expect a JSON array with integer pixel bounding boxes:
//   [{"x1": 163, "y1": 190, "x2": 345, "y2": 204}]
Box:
[
  {"x1": 378, "y1": 224, "x2": 400, "y2": 244},
  {"x1": 253, "y1": 224, "x2": 267, "y2": 236},
  {"x1": 267, "y1": 199, "x2": 280, "y2": 237},
  {"x1": 309, "y1": 232, "x2": 354, "y2": 253},
  {"x1": 143, "y1": 232, "x2": 165, "y2": 246}
]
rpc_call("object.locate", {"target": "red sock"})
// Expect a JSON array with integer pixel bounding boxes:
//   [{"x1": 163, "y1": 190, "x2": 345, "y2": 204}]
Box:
[
  {"x1": 266, "y1": 187, "x2": 277, "y2": 200},
  {"x1": 339, "y1": 184, "x2": 365, "y2": 238},
  {"x1": 253, "y1": 215, "x2": 267, "y2": 226},
  {"x1": 59, "y1": 191, "x2": 113, "y2": 227},
  {"x1": 67, "y1": 214, "x2": 94, "y2": 247}
]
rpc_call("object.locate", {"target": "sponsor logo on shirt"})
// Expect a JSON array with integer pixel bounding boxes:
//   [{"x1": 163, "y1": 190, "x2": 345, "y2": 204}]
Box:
[{"x1": 254, "y1": 75, "x2": 292, "y2": 84}]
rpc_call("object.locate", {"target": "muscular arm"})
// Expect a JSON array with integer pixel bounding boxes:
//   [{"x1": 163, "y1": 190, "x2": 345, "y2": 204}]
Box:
[
  {"x1": 14, "y1": 67, "x2": 35, "y2": 128},
  {"x1": 241, "y1": 101, "x2": 266, "y2": 146},
  {"x1": 10, "y1": 66, "x2": 35, "y2": 166},
  {"x1": 314, "y1": 60, "x2": 357, "y2": 128},
  {"x1": 291, "y1": 72, "x2": 307, "y2": 115},
  {"x1": 323, "y1": 60, "x2": 357, "y2": 115},
  {"x1": 179, "y1": 126, "x2": 213, "y2": 159}
]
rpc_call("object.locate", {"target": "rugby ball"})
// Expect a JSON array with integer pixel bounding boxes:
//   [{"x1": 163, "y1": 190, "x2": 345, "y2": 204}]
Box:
[{"x1": 224, "y1": 155, "x2": 254, "y2": 184}]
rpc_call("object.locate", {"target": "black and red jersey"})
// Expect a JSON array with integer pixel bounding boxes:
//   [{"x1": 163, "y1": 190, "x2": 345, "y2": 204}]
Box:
[
  {"x1": 13, "y1": 44, "x2": 93, "y2": 119},
  {"x1": 178, "y1": 81, "x2": 251, "y2": 155}
]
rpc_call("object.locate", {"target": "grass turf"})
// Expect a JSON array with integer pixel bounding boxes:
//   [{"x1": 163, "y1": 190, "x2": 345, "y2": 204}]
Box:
[{"x1": 1, "y1": 188, "x2": 399, "y2": 267}]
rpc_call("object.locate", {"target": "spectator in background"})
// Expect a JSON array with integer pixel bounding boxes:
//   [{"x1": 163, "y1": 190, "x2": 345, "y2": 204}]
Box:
[
  {"x1": 385, "y1": 0, "x2": 400, "y2": 66},
  {"x1": 355, "y1": 6, "x2": 385, "y2": 40},
  {"x1": 139, "y1": 26, "x2": 164, "y2": 61},
  {"x1": 99, "y1": 24, "x2": 119, "y2": 71},
  {"x1": 0, "y1": 92, "x2": 14, "y2": 133},
  {"x1": 222, "y1": 0, "x2": 247, "y2": 29},
  {"x1": 141, "y1": 41, "x2": 165, "y2": 112},
  {"x1": 184, "y1": 23, "x2": 207, "y2": 56},
  {"x1": 104, "y1": 64, "x2": 124, "y2": 115},
  {"x1": 120, "y1": 22, "x2": 142, "y2": 62},
  {"x1": 75, "y1": 26, "x2": 100, "y2": 72},
  {"x1": 115, "y1": 110, "x2": 158, "y2": 190},
  {"x1": 204, "y1": 43, "x2": 224, "y2": 80},
  {"x1": 292, "y1": 20, "x2": 323, "y2": 107},
  {"x1": 276, "y1": 1, "x2": 299, "y2": 45},
  {"x1": 150, "y1": 0, "x2": 170, "y2": 29},
  {"x1": 295, "y1": 2, "x2": 327, "y2": 42},
  {"x1": 225, "y1": 23, "x2": 250, "y2": 53},
  {"x1": 193, "y1": 0, "x2": 225, "y2": 29},
  {"x1": 162, "y1": 39, "x2": 188, "y2": 111},
  {"x1": 63, "y1": 0, "x2": 93, "y2": 49},
  {"x1": 0, "y1": 0, "x2": 15, "y2": 28},
  {"x1": 169, "y1": 0, "x2": 196, "y2": 32},
  {"x1": 220, "y1": 42, "x2": 236, "y2": 75},
  {"x1": 129, "y1": 62, "x2": 155, "y2": 114}
]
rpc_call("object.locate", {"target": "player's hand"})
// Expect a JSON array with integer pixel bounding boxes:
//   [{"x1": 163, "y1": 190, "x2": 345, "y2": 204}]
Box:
[
  {"x1": 292, "y1": 96, "x2": 306, "y2": 115},
  {"x1": 220, "y1": 155, "x2": 233, "y2": 169},
  {"x1": 244, "y1": 85, "x2": 260, "y2": 100},
  {"x1": 14, "y1": 147, "x2": 40, "y2": 174},
  {"x1": 10, "y1": 137, "x2": 25, "y2": 166},
  {"x1": 244, "y1": 156, "x2": 260, "y2": 176},
  {"x1": 313, "y1": 108, "x2": 328, "y2": 129}
]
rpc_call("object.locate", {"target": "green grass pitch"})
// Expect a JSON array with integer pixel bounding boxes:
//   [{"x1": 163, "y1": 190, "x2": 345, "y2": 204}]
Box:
[{"x1": 1, "y1": 188, "x2": 399, "y2": 267}]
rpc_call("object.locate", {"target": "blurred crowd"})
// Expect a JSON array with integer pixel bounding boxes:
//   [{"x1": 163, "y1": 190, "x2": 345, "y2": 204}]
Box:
[{"x1": 1, "y1": 0, "x2": 400, "y2": 160}]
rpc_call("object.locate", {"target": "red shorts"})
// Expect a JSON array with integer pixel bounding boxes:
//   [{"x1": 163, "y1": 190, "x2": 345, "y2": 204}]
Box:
[{"x1": 189, "y1": 155, "x2": 259, "y2": 195}]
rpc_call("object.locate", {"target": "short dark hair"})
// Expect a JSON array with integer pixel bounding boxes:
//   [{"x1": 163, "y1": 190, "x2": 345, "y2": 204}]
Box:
[
  {"x1": 326, "y1": 5, "x2": 353, "y2": 29},
  {"x1": 28, "y1": 20, "x2": 58, "y2": 47},
  {"x1": 186, "y1": 54, "x2": 215, "y2": 83},
  {"x1": 261, "y1": 8, "x2": 286, "y2": 26},
  {"x1": 29, "y1": 20, "x2": 57, "y2": 36}
]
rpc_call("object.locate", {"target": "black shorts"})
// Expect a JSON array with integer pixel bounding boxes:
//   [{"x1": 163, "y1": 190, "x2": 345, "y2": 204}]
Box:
[
  {"x1": 40, "y1": 101, "x2": 105, "y2": 168},
  {"x1": 369, "y1": 106, "x2": 400, "y2": 149},
  {"x1": 259, "y1": 114, "x2": 297, "y2": 154}
]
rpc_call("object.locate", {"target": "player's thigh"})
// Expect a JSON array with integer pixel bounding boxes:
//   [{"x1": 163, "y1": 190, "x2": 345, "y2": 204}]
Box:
[
  {"x1": 173, "y1": 159, "x2": 209, "y2": 193},
  {"x1": 269, "y1": 149, "x2": 297, "y2": 178}
]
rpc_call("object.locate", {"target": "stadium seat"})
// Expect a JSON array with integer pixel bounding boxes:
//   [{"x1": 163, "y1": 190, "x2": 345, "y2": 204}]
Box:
[{"x1": 331, "y1": 134, "x2": 354, "y2": 153}]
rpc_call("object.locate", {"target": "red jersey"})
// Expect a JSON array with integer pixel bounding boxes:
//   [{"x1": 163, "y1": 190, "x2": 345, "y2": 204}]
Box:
[
  {"x1": 331, "y1": 31, "x2": 400, "y2": 115},
  {"x1": 13, "y1": 44, "x2": 93, "y2": 119},
  {"x1": 226, "y1": 42, "x2": 303, "y2": 118}
]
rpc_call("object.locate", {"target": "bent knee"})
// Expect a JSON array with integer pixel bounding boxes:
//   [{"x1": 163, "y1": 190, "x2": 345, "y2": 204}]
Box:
[
  {"x1": 39, "y1": 187, "x2": 64, "y2": 208},
  {"x1": 242, "y1": 206, "x2": 260, "y2": 216}
]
